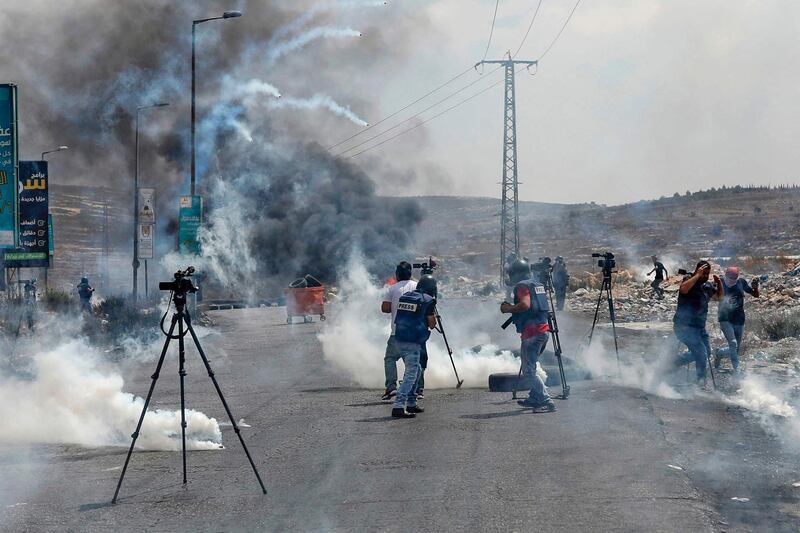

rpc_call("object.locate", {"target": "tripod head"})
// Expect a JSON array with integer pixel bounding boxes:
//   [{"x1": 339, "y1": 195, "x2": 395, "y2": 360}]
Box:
[{"x1": 159, "y1": 267, "x2": 198, "y2": 311}]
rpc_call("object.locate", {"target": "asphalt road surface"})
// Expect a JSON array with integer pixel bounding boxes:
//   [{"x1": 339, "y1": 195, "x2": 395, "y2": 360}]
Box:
[{"x1": 1, "y1": 305, "x2": 799, "y2": 532}]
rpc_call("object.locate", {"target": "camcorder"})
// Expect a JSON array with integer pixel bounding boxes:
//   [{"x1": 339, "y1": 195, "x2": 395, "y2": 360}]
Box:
[
  {"x1": 159, "y1": 267, "x2": 198, "y2": 294},
  {"x1": 592, "y1": 251, "x2": 616, "y2": 271},
  {"x1": 412, "y1": 257, "x2": 438, "y2": 276}
]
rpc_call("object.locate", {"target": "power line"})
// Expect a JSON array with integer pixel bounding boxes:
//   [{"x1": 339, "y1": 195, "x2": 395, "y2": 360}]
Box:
[
  {"x1": 482, "y1": 0, "x2": 501, "y2": 61},
  {"x1": 346, "y1": 68, "x2": 525, "y2": 160},
  {"x1": 334, "y1": 65, "x2": 503, "y2": 157},
  {"x1": 513, "y1": 0, "x2": 544, "y2": 57},
  {"x1": 326, "y1": 66, "x2": 474, "y2": 151},
  {"x1": 538, "y1": 0, "x2": 582, "y2": 61}
]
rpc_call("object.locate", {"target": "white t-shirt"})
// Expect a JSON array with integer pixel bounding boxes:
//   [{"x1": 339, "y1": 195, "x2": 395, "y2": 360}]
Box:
[{"x1": 385, "y1": 279, "x2": 418, "y2": 335}]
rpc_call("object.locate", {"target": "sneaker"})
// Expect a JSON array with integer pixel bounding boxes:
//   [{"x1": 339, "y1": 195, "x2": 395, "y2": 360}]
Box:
[
  {"x1": 391, "y1": 408, "x2": 415, "y2": 418},
  {"x1": 416, "y1": 389, "x2": 424, "y2": 399},
  {"x1": 381, "y1": 389, "x2": 397, "y2": 401},
  {"x1": 532, "y1": 402, "x2": 556, "y2": 413},
  {"x1": 407, "y1": 405, "x2": 425, "y2": 414},
  {"x1": 517, "y1": 398, "x2": 538, "y2": 408}
]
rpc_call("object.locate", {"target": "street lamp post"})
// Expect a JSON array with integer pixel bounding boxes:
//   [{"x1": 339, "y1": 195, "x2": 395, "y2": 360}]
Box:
[
  {"x1": 39, "y1": 145, "x2": 69, "y2": 291},
  {"x1": 41, "y1": 145, "x2": 69, "y2": 161},
  {"x1": 191, "y1": 10, "x2": 242, "y2": 196},
  {"x1": 133, "y1": 103, "x2": 169, "y2": 302}
]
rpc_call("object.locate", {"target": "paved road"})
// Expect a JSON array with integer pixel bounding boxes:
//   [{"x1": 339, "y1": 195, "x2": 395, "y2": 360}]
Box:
[{"x1": 1, "y1": 306, "x2": 798, "y2": 532}]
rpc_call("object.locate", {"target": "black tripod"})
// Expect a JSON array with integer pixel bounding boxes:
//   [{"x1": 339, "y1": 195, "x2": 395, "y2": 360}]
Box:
[
  {"x1": 434, "y1": 310, "x2": 464, "y2": 388},
  {"x1": 112, "y1": 270, "x2": 266, "y2": 503},
  {"x1": 587, "y1": 266, "x2": 621, "y2": 372}
]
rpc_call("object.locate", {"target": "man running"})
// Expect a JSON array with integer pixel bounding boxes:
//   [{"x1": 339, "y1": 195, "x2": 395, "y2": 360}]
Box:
[
  {"x1": 648, "y1": 256, "x2": 668, "y2": 299},
  {"x1": 714, "y1": 266, "x2": 759, "y2": 373}
]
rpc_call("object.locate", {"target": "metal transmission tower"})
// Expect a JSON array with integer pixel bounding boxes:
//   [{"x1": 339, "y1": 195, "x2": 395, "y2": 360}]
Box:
[{"x1": 475, "y1": 53, "x2": 537, "y2": 286}]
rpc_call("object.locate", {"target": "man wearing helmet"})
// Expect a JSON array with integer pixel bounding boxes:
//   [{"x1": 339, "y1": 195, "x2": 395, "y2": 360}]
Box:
[
  {"x1": 77, "y1": 276, "x2": 95, "y2": 315},
  {"x1": 500, "y1": 259, "x2": 556, "y2": 413},
  {"x1": 390, "y1": 274, "x2": 438, "y2": 418}
]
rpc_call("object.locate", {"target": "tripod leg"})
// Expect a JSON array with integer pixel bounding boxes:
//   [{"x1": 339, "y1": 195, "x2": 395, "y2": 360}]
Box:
[
  {"x1": 606, "y1": 280, "x2": 622, "y2": 373},
  {"x1": 178, "y1": 315, "x2": 188, "y2": 485},
  {"x1": 588, "y1": 286, "x2": 605, "y2": 344},
  {"x1": 184, "y1": 319, "x2": 267, "y2": 495},
  {"x1": 112, "y1": 314, "x2": 178, "y2": 504}
]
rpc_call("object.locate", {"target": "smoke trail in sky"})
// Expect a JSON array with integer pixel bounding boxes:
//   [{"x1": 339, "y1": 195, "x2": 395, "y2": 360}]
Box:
[
  {"x1": 268, "y1": 94, "x2": 369, "y2": 126},
  {"x1": 266, "y1": 27, "x2": 362, "y2": 65}
]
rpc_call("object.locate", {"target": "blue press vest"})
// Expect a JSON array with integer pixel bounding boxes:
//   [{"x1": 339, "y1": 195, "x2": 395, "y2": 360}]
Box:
[
  {"x1": 512, "y1": 278, "x2": 549, "y2": 333},
  {"x1": 394, "y1": 291, "x2": 435, "y2": 344}
]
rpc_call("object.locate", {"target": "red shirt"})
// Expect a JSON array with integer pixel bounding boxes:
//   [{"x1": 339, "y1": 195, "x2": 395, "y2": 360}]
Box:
[{"x1": 516, "y1": 285, "x2": 550, "y2": 340}]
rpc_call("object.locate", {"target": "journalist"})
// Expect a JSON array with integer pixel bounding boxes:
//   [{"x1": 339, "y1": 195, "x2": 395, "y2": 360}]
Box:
[
  {"x1": 381, "y1": 262, "x2": 417, "y2": 400},
  {"x1": 501, "y1": 259, "x2": 556, "y2": 413}
]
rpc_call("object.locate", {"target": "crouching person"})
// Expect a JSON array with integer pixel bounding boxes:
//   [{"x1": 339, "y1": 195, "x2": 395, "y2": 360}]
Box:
[
  {"x1": 501, "y1": 259, "x2": 556, "y2": 413},
  {"x1": 391, "y1": 275, "x2": 438, "y2": 419}
]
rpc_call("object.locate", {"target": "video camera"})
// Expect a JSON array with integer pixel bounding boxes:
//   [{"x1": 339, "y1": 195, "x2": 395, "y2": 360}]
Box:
[
  {"x1": 412, "y1": 257, "x2": 438, "y2": 276},
  {"x1": 592, "y1": 251, "x2": 616, "y2": 272},
  {"x1": 159, "y1": 267, "x2": 198, "y2": 294}
]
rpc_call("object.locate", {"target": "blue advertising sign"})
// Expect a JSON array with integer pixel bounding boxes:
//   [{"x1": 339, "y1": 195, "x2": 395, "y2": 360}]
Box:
[
  {"x1": 179, "y1": 195, "x2": 203, "y2": 255},
  {"x1": 11, "y1": 161, "x2": 50, "y2": 267},
  {"x1": 0, "y1": 84, "x2": 18, "y2": 248},
  {"x1": 48, "y1": 213, "x2": 54, "y2": 256}
]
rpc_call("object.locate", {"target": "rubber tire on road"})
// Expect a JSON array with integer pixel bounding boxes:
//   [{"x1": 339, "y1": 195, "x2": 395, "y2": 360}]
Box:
[
  {"x1": 488, "y1": 373, "x2": 536, "y2": 392},
  {"x1": 488, "y1": 370, "x2": 563, "y2": 392},
  {"x1": 320, "y1": 315, "x2": 327, "y2": 321}
]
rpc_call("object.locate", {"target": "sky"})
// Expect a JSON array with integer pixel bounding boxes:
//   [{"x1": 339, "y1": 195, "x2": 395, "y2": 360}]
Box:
[
  {"x1": 331, "y1": 0, "x2": 800, "y2": 205},
  {"x1": 2, "y1": 0, "x2": 799, "y2": 207}
]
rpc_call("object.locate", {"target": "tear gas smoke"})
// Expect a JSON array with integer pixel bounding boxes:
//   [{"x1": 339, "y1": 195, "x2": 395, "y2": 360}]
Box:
[
  {"x1": 268, "y1": 95, "x2": 369, "y2": 126},
  {"x1": 318, "y1": 255, "x2": 546, "y2": 388},
  {"x1": 0, "y1": 317, "x2": 221, "y2": 451},
  {"x1": 265, "y1": 27, "x2": 363, "y2": 65}
]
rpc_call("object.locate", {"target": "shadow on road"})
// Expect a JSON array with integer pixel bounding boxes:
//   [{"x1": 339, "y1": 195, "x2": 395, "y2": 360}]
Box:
[{"x1": 460, "y1": 410, "x2": 529, "y2": 420}]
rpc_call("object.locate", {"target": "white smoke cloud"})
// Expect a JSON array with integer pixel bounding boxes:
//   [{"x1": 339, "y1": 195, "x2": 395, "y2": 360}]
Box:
[
  {"x1": 0, "y1": 317, "x2": 222, "y2": 451},
  {"x1": 318, "y1": 254, "x2": 542, "y2": 389}
]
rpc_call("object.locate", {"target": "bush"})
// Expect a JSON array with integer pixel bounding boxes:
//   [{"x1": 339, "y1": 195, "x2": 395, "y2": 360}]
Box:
[
  {"x1": 96, "y1": 296, "x2": 159, "y2": 343},
  {"x1": 41, "y1": 289, "x2": 74, "y2": 313},
  {"x1": 749, "y1": 309, "x2": 800, "y2": 341}
]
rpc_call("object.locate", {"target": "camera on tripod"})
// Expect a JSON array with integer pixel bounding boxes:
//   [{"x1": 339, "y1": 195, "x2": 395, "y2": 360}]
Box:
[
  {"x1": 592, "y1": 252, "x2": 616, "y2": 272},
  {"x1": 412, "y1": 257, "x2": 438, "y2": 276},
  {"x1": 159, "y1": 267, "x2": 198, "y2": 294}
]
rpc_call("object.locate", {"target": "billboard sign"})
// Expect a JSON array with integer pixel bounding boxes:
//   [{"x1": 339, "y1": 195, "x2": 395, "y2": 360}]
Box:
[
  {"x1": 0, "y1": 84, "x2": 18, "y2": 248},
  {"x1": 179, "y1": 195, "x2": 202, "y2": 255},
  {"x1": 138, "y1": 224, "x2": 154, "y2": 259},
  {"x1": 138, "y1": 187, "x2": 155, "y2": 224},
  {"x1": 16, "y1": 161, "x2": 49, "y2": 267}
]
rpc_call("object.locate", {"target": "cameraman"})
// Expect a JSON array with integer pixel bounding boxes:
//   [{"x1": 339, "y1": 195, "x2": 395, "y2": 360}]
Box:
[
  {"x1": 714, "y1": 266, "x2": 759, "y2": 373},
  {"x1": 672, "y1": 261, "x2": 723, "y2": 385},
  {"x1": 391, "y1": 276, "x2": 437, "y2": 418},
  {"x1": 500, "y1": 259, "x2": 556, "y2": 413},
  {"x1": 381, "y1": 262, "x2": 417, "y2": 401},
  {"x1": 553, "y1": 256, "x2": 569, "y2": 311}
]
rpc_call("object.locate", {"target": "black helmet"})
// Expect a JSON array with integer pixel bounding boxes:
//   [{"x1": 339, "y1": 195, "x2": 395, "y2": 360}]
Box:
[
  {"x1": 507, "y1": 259, "x2": 532, "y2": 284},
  {"x1": 417, "y1": 274, "x2": 438, "y2": 298},
  {"x1": 80, "y1": 277, "x2": 88, "y2": 284}
]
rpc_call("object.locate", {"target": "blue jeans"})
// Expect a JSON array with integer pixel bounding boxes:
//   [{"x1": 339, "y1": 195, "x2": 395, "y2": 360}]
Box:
[
  {"x1": 718, "y1": 321, "x2": 744, "y2": 370},
  {"x1": 674, "y1": 324, "x2": 710, "y2": 381},
  {"x1": 521, "y1": 334, "x2": 551, "y2": 405},
  {"x1": 384, "y1": 336, "x2": 402, "y2": 391},
  {"x1": 393, "y1": 342, "x2": 421, "y2": 409}
]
